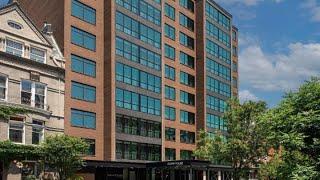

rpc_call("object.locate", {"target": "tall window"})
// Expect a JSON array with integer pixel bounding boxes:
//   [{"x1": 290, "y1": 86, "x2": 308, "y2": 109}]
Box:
[
  {"x1": 180, "y1": 32, "x2": 194, "y2": 49},
  {"x1": 85, "y1": 139, "x2": 96, "y2": 155},
  {"x1": 180, "y1": 130, "x2": 195, "y2": 144},
  {"x1": 71, "y1": 0, "x2": 96, "y2": 24},
  {"x1": 165, "y1": 65, "x2": 175, "y2": 80},
  {"x1": 180, "y1": 0, "x2": 194, "y2": 12},
  {"x1": 165, "y1": 3, "x2": 175, "y2": 20},
  {"x1": 71, "y1": 82, "x2": 96, "y2": 102},
  {"x1": 165, "y1": 44, "x2": 175, "y2": 60},
  {"x1": 164, "y1": 24, "x2": 175, "y2": 40},
  {"x1": 21, "y1": 80, "x2": 46, "y2": 109},
  {"x1": 116, "y1": 88, "x2": 161, "y2": 116},
  {"x1": 71, "y1": 27, "x2": 96, "y2": 51},
  {"x1": 6, "y1": 39, "x2": 23, "y2": 57},
  {"x1": 9, "y1": 117, "x2": 24, "y2": 144},
  {"x1": 32, "y1": 120, "x2": 44, "y2": 145},
  {"x1": 179, "y1": 13, "x2": 194, "y2": 31},
  {"x1": 180, "y1": 51, "x2": 194, "y2": 69},
  {"x1": 180, "y1": 150, "x2": 194, "y2": 160},
  {"x1": 165, "y1": 106, "x2": 176, "y2": 121},
  {"x1": 71, "y1": 109, "x2": 96, "y2": 129},
  {"x1": 180, "y1": 110, "x2": 195, "y2": 125},
  {"x1": 30, "y1": 47, "x2": 46, "y2": 63},
  {"x1": 0, "y1": 75, "x2": 7, "y2": 100},
  {"x1": 180, "y1": 91, "x2": 195, "y2": 106},
  {"x1": 71, "y1": 54, "x2": 96, "y2": 77},
  {"x1": 180, "y1": 71, "x2": 195, "y2": 87},
  {"x1": 165, "y1": 85, "x2": 175, "y2": 100},
  {"x1": 165, "y1": 148, "x2": 176, "y2": 161},
  {"x1": 165, "y1": 127, "x2": 175, "y2": 141}
]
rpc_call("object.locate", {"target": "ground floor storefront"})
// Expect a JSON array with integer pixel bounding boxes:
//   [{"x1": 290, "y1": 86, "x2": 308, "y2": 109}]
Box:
[{"x1": 81, "y1": 160, "x2": 237, "y2": 180}]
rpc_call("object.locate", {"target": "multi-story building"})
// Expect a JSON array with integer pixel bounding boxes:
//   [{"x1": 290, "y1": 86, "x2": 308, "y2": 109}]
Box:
[
  {"x1": 16, "y1": 0, "x2": 238, "y2": 179},
  {"x1": 0, "y1": 2, "x2": 65, "y2": 179}
]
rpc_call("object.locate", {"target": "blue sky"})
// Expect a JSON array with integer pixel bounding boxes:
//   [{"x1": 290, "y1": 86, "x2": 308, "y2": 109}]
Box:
[
  {"x1": 1, "y1": 0, "x2": 319, "y2": 107},
  {"x1": 216, "y1": 0, "x2": 320, "y2": 107}
]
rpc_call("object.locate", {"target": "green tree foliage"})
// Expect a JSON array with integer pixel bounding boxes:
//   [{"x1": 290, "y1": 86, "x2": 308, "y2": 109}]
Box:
[
  {"x1": 42, "y1": 135, "x2": 89, "y2": 180},
  {"x1": 194, "y1": 99, "x2": 268, "y2": 180},
  {"x1": 260, "y1": 78, "x2": 320, "y2": 179}
]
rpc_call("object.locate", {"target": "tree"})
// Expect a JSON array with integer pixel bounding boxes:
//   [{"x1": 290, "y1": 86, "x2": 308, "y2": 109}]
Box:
[
  {"x1": 194, "y1": 99, "x2": 269, "y2": 180},
  {"x1": 42, "y1": 135, "x2": 89, "y2": 180},
  {"x1": 260, "y1": 78, "x2": 320, "y2": 179}
]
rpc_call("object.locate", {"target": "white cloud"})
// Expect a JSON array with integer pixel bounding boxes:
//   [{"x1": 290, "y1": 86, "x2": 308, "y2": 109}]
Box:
[
  {"x1": 239, "y1": 90, "x2": 259, "y2": 103},
  {"x1": 239, "y1": 38, "x2": 320, "y2": 92},
  {"x1": 215, "y1": 0, "x2": 284, "y2": 6},
  {"x1": 301, "y1": 0, "x2": 320, "y2": 22}
]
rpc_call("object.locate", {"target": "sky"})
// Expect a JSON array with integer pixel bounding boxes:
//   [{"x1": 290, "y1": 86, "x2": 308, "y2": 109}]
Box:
[
  {"x1": 0, "y1": 0, "x2": 319, "y2": 107},
  {"x1": 216, "y1": 0, "x2": 320, "y2": 107}
]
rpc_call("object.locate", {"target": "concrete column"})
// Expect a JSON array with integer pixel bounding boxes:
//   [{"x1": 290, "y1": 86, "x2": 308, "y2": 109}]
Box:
[
  {"x1": 203, "y1": 170, "x2": 207, "y2": 180},
  {"x1": 151, "y1": 168, "x2": 156, "y2": 180},
  {"x1": 188, "y1": 169, "x2": 192, "y2": 180},
  {"x1": 218, "y1": 171, "x2": 222, "y2": 180},
  {"x1": 123, "y1": 168, "x2": 129, "y2": 180},
  {"x1": 170, "y1": 170, "x2": 175, "y2": 180}
]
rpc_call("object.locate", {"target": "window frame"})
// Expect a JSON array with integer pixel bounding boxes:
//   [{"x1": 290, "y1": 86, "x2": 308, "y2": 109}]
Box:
[{"x1": 0, "y1": 74, "x2": 8, "y2": 101}]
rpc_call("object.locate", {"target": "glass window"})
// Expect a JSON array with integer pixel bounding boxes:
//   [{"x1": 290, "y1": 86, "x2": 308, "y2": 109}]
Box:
[
  {"x1": 180, "y1": 91, "x2": 195, "y2": 106},
  {"x1": 206, "y1": 2, "x2": 230, "y2": 30},
  {"x1": 165, "y1": 85, "x2": 175, "y2": 100},
  {"x1": 9, "y1": 120, "x2": 24, "y2": 143},
  {"x1": 165, "y1": 44, "x2": 175, "y2": 60},
  {"x1": 85, "y1": 139, "x2": 96, "y2": 155},
  {"x1": 116, "y1": 37, "x2": 161, "y2": 71},
  {"x1": 6, "y1": 39, "x2": 23, "y2": 57},
  {"x1": 71, "y1": 81, "x2": 96, "y2": 102},
  {"x1": 232, "y1": 30, "x2": 237, "y2": 41},
  {"x1": 116, "y1": 62, "x2": 161, "y2": 93},
  {"x1": 71, "y1": 27, "x2": 96, "y2": 51},
  {"x1": 206, "y1": 95, "x2": 227, "y2": 112},
  {"x1": 180, "y1": 32, "x2": 194, "y2": 49},
  {"x1": 116, "y1": 0, "x2": 161, "y2": 26},
  {"x1": 180, "y1": 150, "x2": 194, "y2": 160},
  {"x1": 116, "y1": 88, "x2": 161, "y2": 116},
  {"x1": 180, "y1": 0, "x2": 194, "y2": 12},
  {"x1": 206, "y1": 76, "x2": 231, "y2": 97},
  {"x1": 71, "y1": 54, "x2": 96, "y2": 77},
  {"x1": 165, "y1": 106, "x2": 176, "y2": 121},
  {"x1": 0, "y1": 75, "x2": 7, "y2": 100},
  {"x1": 71, "y1": 109, "x2": 96, "y2": 129},
  {"x1": 30, "y1": 47, "x2": 46, "y2": 63},
  {"x1": 206, "y1": 58, "x2": 231, "y2": 81},
  {"x1": 179, "y1": 13, "x2": 194, "y2": 31},
  {"x1": 180, "y1": 110, "x2": 195, "y2": 124},
  {"x1": 21, "y1": 80, "x2": 46, "y2": 109},
  {"x1": 165, "y1": 3, "x2": 175, "y2": 20},
  {"x1": 116, "y1": 12, "x2": 161, "y2": 49},
  {"x1": 165, "y1": 65, "x2": 175, "y2": 80},
  {"x1": 180, "y1": 51, "x2": 194, "y2": 69},
  {"x1": 180, "y1": 130, "x2": 195, "y2": 144},
  {"x1": 116, "y1": 114, "x2": 161, "y2": 138},
  {"x1": 180, "y1": 71, "x2": 195, "y2": 87},
  {"x1": 71, "y1": 0, "x2": 96, "y2": 24},
  {"x1": 164, "y1": 24, "x2": 175, "y2": 40},
  {"x1": 165, "y1": 148, "x2": 176, "y2": 161},
  {"x1": 32, "y1": 120, "x2": 44, "y2": 145},
  {"x1": 165, "y1": 127, "x2": 175, "y2": 141}
]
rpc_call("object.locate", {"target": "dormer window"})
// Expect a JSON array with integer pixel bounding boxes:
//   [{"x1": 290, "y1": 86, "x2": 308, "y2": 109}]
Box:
[
  {"x1": 8, "y1": 21, "x2": 23, "y2": 30},
  {"x1": 30, "y1": 47, "x2": 46, "y2": 63},
  {"x1": 6, "y1": 39, "x2": 23, "y2": 57}
]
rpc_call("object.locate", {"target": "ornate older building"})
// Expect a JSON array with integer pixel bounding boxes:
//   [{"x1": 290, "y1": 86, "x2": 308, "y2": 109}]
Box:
[{"x1": 0, "y1": 2, "x2": 65, "y2": 179}]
